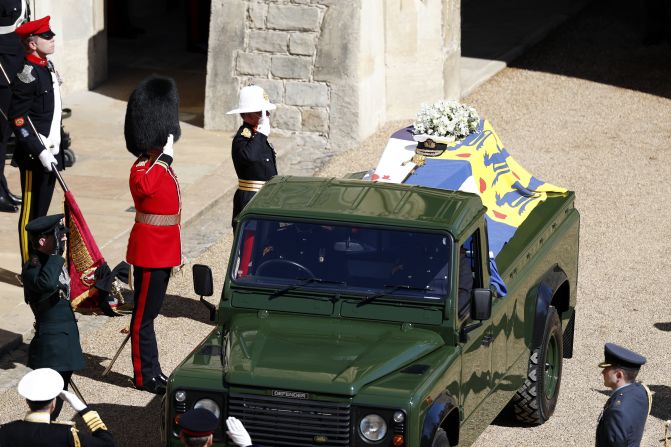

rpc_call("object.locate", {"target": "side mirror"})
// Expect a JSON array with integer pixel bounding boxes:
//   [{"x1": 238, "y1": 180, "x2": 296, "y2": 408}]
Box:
[
  {"x1": 471, "y1": 288, "x2": 493, "y2": 321},
  {"x1": 192, "y1": 264, "x2": 216, "y2": 321},
  {"x1": 459, "y1": 288, "x2": 493, "y2": 343},
  {"x1": 193, "y1": 264, "x2": 214, "y2": 296}
]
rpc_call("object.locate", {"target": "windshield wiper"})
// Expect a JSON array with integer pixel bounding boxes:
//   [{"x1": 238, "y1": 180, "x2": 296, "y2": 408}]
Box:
[
  {"x1": 270, "y1": 277, "x2": 346, "y2": 299},
  {"x1": 357, "y1": 284, "x2": 434, "y2": 307}
]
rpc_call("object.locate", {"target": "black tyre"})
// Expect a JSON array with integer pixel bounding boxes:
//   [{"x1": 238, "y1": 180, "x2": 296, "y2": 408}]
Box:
[
  {"x1": 431, "y1": 428, "x2": 450, "y2": 447},
  {"x1": 63, "y1": 148, "x2": 77, "y2": 168},
  {"x1": 511, "y1": 306, "x2": 563, "y2": 425}
]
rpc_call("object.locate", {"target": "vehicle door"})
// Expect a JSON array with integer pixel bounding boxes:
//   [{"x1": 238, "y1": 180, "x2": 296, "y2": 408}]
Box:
[{"x1": 458, "y1": 230, "x2": 493, "y2": 421}]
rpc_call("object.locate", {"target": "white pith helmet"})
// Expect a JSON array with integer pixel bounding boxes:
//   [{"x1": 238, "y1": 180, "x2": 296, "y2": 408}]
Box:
[
  {"x1": 17, "y1": 368, "x2": 64, "y2": 401},
  {"x1": 226, "y1": 85, "x2": 276, "y2": 114}
]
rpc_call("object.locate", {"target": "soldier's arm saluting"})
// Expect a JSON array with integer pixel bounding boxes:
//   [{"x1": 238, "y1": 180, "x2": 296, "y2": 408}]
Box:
[
  {"x1": 129, "y1": 134, "x2": 175, "y2": 197},
  {"x1": 59, "y1": 390, "x2": 116, "y2": 446}
]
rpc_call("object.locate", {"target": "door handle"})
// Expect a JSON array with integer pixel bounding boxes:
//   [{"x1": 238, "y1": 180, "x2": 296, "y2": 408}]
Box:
[{"x1": 481, "y1": 334, "x2": 493, "y2": 347}]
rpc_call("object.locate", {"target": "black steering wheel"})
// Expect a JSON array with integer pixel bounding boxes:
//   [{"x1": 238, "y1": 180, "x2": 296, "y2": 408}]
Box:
[{"x1": 256, "y1": 259, "x2": 315, "y2": 279}]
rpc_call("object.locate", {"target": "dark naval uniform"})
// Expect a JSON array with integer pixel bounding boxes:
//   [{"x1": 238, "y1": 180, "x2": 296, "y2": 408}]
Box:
[
  {"x1": 0, "y1": 408, "x2": 115, "y2": 446},
  {"x1": 231, "y1": 122, "x2": 277, "y2": 227},
  {"x1": 0, "y1": 0, "x2": 28, "y2": 211},
  {"x1": 10, "y1": 47, "x2": 64, "y2": 263},
  {"x1": 596, "y1": 383, "x2": 651, "y2": 447}
]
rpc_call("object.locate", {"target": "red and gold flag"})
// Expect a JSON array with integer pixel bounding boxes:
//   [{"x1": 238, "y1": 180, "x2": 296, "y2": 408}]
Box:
[{"x1": 64, "y1": 190, "x2": 107, "y2": 313}]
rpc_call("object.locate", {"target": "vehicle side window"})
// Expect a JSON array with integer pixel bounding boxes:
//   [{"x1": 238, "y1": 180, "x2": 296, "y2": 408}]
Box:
[{"x1": 458, "y1": 230, "x2": 483, "y2": 320}]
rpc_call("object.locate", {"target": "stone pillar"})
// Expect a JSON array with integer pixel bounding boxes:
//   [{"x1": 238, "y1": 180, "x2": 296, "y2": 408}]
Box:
[
  {"x1": 205, "y1": 0, "x2": 461, "y2": 155},
  {"x1": 33, "y1": 0, "x2": 107, "y2": 94}
]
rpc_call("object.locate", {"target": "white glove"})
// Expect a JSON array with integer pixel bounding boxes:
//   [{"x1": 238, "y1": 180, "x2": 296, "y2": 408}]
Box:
[
  {"x1": 226, "y1": 417, "x2": 252, "y2": 447},
  {"x1": 162, "y1": 134, "x2": 174, "y2": 158},
  {"x1": 38, "y1": 133, "x2": 58, "y2": 155},
  {"x1": 59, "y1": 390, "x2": 87, "y2": 412},
  {"x1": 38, "y1": 149, "x2": 57, "y2": 172},
  {"x1": 256, "y1": 115, "x2": 270, "y2": 136}
]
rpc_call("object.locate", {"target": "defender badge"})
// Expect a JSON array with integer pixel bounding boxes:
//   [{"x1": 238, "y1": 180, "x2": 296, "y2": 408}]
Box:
[{"x1": 271, "y1": 390, "x2": 309, "y2": 399}]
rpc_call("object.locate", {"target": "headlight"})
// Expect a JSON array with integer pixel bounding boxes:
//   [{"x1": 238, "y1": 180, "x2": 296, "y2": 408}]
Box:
[
  {"x1": 174, "y1": 391, "x2": 187, "y2": 402},
  {"x1": 359, "y1": 414, "x2": 387, "y2": 442},
  {"x1": 194, "y1": 398, "x2": 221, "y2": 418}
]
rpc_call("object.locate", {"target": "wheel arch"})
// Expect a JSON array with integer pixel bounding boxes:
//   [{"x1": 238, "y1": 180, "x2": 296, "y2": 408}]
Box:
[
  {"x1": 420, "y1": 391, "x2": 459, "y2": 447},
  {"x1": 530, "y1": 265, "x2": 569, "y2": 349}
]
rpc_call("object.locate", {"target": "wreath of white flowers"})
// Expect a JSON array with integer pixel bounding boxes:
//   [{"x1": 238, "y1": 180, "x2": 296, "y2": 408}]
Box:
[{"x1": 412, "y1": 100, "x2": 480, "y2": 144}]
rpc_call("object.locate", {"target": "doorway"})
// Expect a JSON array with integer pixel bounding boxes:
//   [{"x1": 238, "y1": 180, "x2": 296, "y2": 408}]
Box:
[{"x1": 99, "y1": 0, "x2": 211, "y2": 127}]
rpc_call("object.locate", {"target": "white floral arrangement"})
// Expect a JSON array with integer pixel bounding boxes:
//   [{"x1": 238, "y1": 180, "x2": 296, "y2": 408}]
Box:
[{"x1": 412, "y1": 100, "x2": 480, "y2": 144}]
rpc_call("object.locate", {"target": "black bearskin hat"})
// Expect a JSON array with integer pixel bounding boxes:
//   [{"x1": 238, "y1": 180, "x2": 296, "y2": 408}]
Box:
[{"x1": 124, "y1": 76, "x2": 181, "y2": 157}]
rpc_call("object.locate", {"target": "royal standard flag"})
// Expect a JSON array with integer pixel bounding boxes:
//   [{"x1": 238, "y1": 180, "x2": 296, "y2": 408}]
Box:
[{"x1": 368, "y1": 119, "x2": 566, "y2": 294}]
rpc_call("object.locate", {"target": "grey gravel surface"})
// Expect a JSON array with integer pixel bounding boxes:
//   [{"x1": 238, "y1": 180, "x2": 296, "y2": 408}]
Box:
[{"x1": 2, "y1": 2, "x2": 671, "y2": 446}]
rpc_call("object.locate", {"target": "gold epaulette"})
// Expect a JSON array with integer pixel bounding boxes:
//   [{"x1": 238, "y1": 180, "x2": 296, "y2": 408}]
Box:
[{"x1": 82, "y1": 410, "x2": 108, "y2": 432}]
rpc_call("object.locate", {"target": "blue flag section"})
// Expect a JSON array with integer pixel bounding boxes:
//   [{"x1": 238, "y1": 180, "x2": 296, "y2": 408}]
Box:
[{"x1": 372, "y1": 120, "x2": 568, "y2": 297}]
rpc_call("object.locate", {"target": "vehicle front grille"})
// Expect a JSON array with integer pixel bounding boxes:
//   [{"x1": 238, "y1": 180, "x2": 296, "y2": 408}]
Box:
[{"x1": 228, "y1": 393, "x2": 350, "y2": 446}]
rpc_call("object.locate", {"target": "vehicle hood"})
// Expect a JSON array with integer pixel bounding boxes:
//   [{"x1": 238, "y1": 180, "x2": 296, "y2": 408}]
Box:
[{"x1": 224, "y1": 313, "x2": 445, "y2": 395}]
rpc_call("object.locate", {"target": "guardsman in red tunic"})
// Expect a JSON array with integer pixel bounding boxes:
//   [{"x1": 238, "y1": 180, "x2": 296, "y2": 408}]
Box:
[{"x1": 124, "y1": 76, "x2": 181, "y2": 395}]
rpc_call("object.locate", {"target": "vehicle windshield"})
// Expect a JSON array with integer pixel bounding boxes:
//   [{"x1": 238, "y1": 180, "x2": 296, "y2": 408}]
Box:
[{"x1": 231, "y1": 218, "x2": 452, "y2": 302}]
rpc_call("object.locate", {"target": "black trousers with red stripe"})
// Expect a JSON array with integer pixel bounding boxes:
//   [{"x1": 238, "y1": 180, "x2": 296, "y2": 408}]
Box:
[
  {"x1": 130, "y1": 266, "x2": 171, "y2": 387},
  {"x1": 18, "y1": 166, "x2": 56, "y2": 264}
]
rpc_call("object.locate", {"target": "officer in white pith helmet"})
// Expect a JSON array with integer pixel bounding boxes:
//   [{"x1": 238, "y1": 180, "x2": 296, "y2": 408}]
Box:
[
  {"x1": 226, "y1": 85, "x2": 277, "y2": 229},
  {"x1": 0, "y1": 368, "x2": 115, "y2": 446}
]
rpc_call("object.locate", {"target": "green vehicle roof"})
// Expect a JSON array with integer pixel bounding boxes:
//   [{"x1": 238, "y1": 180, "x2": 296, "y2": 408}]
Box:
[{"x1": 239, "y1": 176, "x2": 486, "y2": 240}]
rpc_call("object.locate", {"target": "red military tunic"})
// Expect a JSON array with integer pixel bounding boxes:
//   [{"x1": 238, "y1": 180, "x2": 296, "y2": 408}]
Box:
[{"x1": 126, "y1": 153, "x2": 181, "y2": 268}]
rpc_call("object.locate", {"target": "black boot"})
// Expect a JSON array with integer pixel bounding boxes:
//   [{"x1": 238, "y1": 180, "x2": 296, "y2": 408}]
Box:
[
  {"x1": 0, "y1": 194, "x2": 17, "y2": 213},
  {"x1": 7, "y1": 191, "x2": 21, "y2": 205}
]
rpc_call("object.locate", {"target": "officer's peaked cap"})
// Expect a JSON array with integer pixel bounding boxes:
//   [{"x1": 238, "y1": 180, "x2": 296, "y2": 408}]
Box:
[
  {"x1": 25, "y1": 213, "x2": 66, "y2": 235},
  {"x1": 178, "y1": 408, "x2": 218, "y2": 436},
  {"x1": 124, "y1": 76, "x2": 181, "y2": 157},
  {"x1": 15, "y1": 16, "x2": 55, "y2": 39},
  {"x1": 18, "y1": 368, "x2": 64, "y2": 401},
  {"x1": 598, "y1": 342, "x2": 646, "y2": 370}
]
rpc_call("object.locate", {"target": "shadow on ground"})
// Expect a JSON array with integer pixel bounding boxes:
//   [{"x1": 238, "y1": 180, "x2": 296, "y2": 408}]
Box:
[
  {"x1": 0, "y1": 267, "x2": 21, "y2": 287},
  {"x1": 160, "y1": 294, "x2": 214, "y2": 323},
  {"x1": 76, "y1": 352, "x2": 136, "y2": 391},
  {"x1": 653, "y1": 322, "x2": 671, "y2": 332},
  {"x1": 94, "y1": 397, "x2": 163, "y2": 446},
  {"x1": 508, "y1": 0, "x2": 671, "y2": 99}
]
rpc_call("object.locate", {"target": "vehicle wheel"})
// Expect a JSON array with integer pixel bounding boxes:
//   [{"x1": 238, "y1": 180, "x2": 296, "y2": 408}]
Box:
[
  {"x1": 431, "y1": 428, "x2": 450, "y2": 447},
  {"x1": 63, "y1": 148, "x2": 76, "y2": 168},
  {"x1": 511, "y1": 306, "x2": 563, "y2": 425}
]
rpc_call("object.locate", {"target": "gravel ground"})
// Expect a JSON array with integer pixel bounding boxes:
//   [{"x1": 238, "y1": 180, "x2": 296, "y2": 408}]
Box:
[{"x1": 2, "y1": 3, "x2": 671, "y2": 446}]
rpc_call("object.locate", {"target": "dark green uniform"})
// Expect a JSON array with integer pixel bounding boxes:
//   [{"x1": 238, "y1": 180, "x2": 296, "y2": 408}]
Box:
[{"x1": 22, "y1": 251, "x2": 84, "y2": 372}]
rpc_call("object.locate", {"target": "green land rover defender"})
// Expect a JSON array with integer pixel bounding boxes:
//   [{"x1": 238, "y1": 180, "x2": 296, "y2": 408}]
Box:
[{"x1": 162, "y1": 176, "x2": 579, "y2": 447}]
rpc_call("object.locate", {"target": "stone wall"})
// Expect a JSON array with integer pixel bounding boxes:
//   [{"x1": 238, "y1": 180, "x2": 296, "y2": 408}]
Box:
[
  {"x1": 33, "y1": 0, "x2": 107, "y2": 95},
  {"x1": 205, "y1": 0, "x2": 461, "y2": 155}
]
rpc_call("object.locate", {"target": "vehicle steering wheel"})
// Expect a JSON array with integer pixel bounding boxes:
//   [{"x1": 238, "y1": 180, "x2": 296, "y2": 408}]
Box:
[{"x1": 256, "y1": 259, "x2": 315, "y2": 279}]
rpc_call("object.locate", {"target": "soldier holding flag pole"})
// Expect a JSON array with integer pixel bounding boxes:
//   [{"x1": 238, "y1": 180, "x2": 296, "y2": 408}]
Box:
[
  {"x1": 0, "y1": 0, "x2": 29, "y2": 212},
  {"x1": 7, "y1": 15, "x2": 64, "y2": 265}
]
